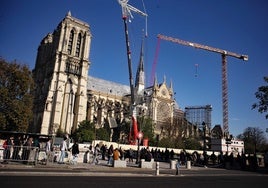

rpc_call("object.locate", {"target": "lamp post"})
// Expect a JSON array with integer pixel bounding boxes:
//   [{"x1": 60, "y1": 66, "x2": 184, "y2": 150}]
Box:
[
  {"x1": 136, "y1": 131, "x2": 143, "y2": 164},
  {"x1": 202, "y1": 121, "x2": 209, "y2": 166},
  {"x1": 202, "y1": 121, "x2": 206, "y2": 154},
  {"x1": 225, "y1": 138, "x2": 232, "y2": 154}
]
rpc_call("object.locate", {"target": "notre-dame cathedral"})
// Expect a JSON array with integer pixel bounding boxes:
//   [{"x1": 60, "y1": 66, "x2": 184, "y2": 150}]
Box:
[{"x1": 32, "y1": 12, "x2": 198, "y2": 142}]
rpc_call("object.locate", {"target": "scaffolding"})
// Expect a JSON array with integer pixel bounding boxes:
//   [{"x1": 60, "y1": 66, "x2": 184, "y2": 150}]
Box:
[{"x1": 185, "y1": 105, "x2": 212, "y2": 129}]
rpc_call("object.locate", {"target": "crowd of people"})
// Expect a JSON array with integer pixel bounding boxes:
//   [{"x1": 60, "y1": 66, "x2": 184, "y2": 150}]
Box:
[
  {"x1": 1, "y1": 135, "x2": 267, "y2": 171},
  {"x1": 83, "y1": 144, "x2": 267, "y2": 171},
  {"x1": 1, "y1": 135, "x2": 41, "y2": 164},
  {"x1": 1, "y1": 135, "x2": 80, "y2": 165}
]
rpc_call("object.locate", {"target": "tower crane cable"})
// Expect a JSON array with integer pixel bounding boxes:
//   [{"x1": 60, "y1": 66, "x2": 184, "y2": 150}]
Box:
[
  {"x1": 149, "y1": 36, "x2": 161, "y2": 86},
  {"x1": 141, "y1": 0, "x2": 148, "y2": 37}
]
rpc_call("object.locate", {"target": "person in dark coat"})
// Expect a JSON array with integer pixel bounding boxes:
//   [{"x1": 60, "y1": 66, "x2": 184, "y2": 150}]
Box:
[
  {"x1": 3, "y1": 136, "x2": 13, "y2": 163},
  {"x1": 70, "y1": 140, "x2": 79, "y2": 165}
]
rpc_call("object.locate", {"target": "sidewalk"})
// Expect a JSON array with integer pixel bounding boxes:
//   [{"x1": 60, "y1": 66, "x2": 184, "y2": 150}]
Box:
[
  {"x1": 1, "y1": 159, "x2": 267, "y2": 176},
  {"x1": 0, "y1": 159, "x2": 202, "y2": 176}
]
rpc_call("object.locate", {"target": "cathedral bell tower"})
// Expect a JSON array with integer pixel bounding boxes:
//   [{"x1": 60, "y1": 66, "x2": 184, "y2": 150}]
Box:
[{"x1": 32, "y1": 12, "x2": 92, "y2": 135}]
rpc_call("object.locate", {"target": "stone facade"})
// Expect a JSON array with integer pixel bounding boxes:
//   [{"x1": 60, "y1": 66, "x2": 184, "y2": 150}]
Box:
[
  {"x1": 32, "y1": 12, "x2": 91, "y2": 135},
  {"x1": 32, "y1": 12, "x2": 197, "y2": 141}
]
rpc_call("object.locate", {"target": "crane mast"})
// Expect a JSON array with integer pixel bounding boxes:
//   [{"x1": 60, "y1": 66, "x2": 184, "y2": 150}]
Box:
[
  {"x1": 157, "y1": 34, "x2": 248, "y2": 137},
  {"x1": 117, "y1": 0, "x2": 147, "y2": 144}
]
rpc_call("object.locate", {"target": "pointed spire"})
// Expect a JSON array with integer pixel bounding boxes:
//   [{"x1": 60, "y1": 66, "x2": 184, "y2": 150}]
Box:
[
  {"x1": 135, "y1": 38, "x2": 145, "y2": 94},
  {"x1": 163, "y1": 75, "x2": 166, "y2": 84},
  {"x1": 169, "y1": 79, "x2": 174, "y2": 93},
  {"x1": 67, "y1": 11, "x2": 72, "y2": 17},
  {"x1": 153, "y1": 73, "x2": 158, "y2": 87},
  {"x1": 170, "y1": 79, "x2": 173, "y2": 90}
]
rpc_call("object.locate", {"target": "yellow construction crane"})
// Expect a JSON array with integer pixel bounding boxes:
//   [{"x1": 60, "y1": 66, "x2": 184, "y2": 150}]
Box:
[{"x1": 157, "y1": 34, "x2": 248, "y2": 138}]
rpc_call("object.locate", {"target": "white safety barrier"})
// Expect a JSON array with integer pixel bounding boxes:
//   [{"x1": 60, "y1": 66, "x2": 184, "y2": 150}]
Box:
[
  {"x1": 141, "y1": 159, "x2": 154, "y2": 169},
  {"x1": 0, "y1": 145, "x2": 39, "y2": 165},
  {"x1": 113, "y1": 160, "x2": 127, "y2": 168}
]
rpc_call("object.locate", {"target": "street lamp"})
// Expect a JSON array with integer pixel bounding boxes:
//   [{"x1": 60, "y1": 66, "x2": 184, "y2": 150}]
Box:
[
  {"x1": 225, "y1": 138, "x2": 232, "y2": 154},
  {"x1": 202, "y1": 121, "x2": 209, "y2": 166},
  {"x1": 136, "y1": 131, "x2": 143, "y2": 164},
  {"x1": 202, "y1": 121, "x2": 206, "y2": 153}
]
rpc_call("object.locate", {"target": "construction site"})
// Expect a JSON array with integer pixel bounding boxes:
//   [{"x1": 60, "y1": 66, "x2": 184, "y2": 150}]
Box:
[
  {"x1": 116, "y1": 0, "x2": 247, "y2": 152},
  {"x1": 30, "y1": 0, "x2": 249, "y2": 155}
]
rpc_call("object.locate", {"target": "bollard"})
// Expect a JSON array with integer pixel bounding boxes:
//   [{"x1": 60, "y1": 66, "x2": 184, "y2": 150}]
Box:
[
  {"x1": 155, "y1": 162, "x2": 159, "y2": 176},
  {"x1": 186, "y1": 160, "x2": 191, "y2": 169},
  {"x1": 170, "y1": 160, "x2": 177, "y2": 169}
]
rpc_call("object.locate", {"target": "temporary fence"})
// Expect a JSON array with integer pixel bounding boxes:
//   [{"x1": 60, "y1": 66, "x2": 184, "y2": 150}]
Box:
[
  {"x1": 0, "y1": 144, "x2": 94, "y2": 165},
  {"x1": 0, "y1": 145, "x2": 40, "y2": 164}
]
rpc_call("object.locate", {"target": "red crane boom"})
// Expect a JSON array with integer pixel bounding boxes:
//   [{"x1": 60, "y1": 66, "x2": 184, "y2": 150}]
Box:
[{"x1": 155, "y1": 34, "x2": 248, "y2": 137}]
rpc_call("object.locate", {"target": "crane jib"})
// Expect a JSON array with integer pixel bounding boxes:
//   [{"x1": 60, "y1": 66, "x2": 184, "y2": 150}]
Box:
[
  {"x1": 157, "y1": 34, "x2": 248, "y2": 61},
  {"x1": 156, "y1": 33, "x2": 248, "y2": 137}
]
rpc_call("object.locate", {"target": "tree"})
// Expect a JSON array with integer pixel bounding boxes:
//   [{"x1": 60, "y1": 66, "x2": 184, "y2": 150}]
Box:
[
  {"x1": 72, "y1": 120, "x2": 110, "y2": 143},
  {"x1": 137, "y1": 116, "x2": 155, "y2": 144},
  {"x1": 183, "y1": 138, "x2": 203, "y2": 150},
  {"x1": 237, "y1": 127, "x2": 267, "y2": 154},
  {"x1": 72, "y1": 120, "x2": 95, "y2": 143},
  {"x1": 158, "y1": 137, "x2": 176, "y2": 148},
  {"x1": 96, "y1": 127, "x2": 110, "y2": 141},
  {"x1": 0, "y1": 58, "x2": 34, "y2": 132},
  {"x1": 113, "y1": 118, "x2": 130, "y2": 144},
  {"x1": 252, "y1": 76, "x2": 268, "y2": 119}
]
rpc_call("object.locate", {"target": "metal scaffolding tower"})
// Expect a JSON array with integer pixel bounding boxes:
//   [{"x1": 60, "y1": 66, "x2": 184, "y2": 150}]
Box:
[{"x1": 185, "y1": 105, "x2": 212, "y2": 129}]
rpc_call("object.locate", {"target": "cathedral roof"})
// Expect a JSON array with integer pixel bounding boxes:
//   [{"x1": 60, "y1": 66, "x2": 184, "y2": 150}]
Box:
[{"x1": 87, "y1": 76, "x2": 130, "y2": 97}]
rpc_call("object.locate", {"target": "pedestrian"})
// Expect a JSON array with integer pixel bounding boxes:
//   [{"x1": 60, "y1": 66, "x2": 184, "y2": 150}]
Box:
[
  {"x1": 145, "y1": 147, "x2": 152, "y2": 162},
  {"x1": 58, "y1": 136, "x2": 68, "y2": 164},
  {"x1": 12, "y1": 135, "x2": 22, "y2": 160},
  {"x1": 128, "y1": 148, "x2": 134, "y2": 163},
  {"x1": 119, "y1": 147, "x2": 124, "y2": 160},
  {"x1": 113, "y1": 148, "x2": 121, "y2": 161},
  {"x1": 176, "y1": 160, "x2": 181, "y2": 175},
  {"x1": 22, "y1": 137, "x2": 33, "y2": 164},
  {"x1": 100, "y1": 144, "x2": 107, "y2": 160},
  {"x1": 70, "y1": 140, "x2": 79, "y2": 165},
  {"x1": 107, "y1": 144, "x2": 114, "y2": 165},
  {"x1": 45, "y1": 138, "x2": 53, "y2": 163},
  {"x1": 3, "y1": 136, "x2": 13, "y2": 164},
  {"x1": 92, "y1": 143, "x2": 100, "y2": 165},
  {"x1": 210, "y1": 151, "x2": 217, "y2": 165}
]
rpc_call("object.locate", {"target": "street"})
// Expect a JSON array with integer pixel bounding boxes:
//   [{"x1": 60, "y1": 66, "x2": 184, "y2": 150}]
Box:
[
  {"x1": 1, "y1": 159, "x2": 267, "y2": 188},
  {"x1": 1, "y1": 175, "x2": 267, "y2": 188}
]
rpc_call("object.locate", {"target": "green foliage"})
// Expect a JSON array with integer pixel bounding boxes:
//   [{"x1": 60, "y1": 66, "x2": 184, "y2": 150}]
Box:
[
  {"x1": 96, "y1": 127, "x2": 110, "y2": 141},
  {"x1": 158, "y1": 137, "x2": 176, "y2": 148},
  {"x1": 72, "y1": 120, "x2": 95, "y2": 142},
  {"x1": 111, "y1": 127, "x2": 120, "y2": 142},
  {"x1": 0, "y1": 58, "x2": 34, "y2": 132},
  {"x1": 137, "y1": 116, "x2": 154, "y2": 141},
  {"x1": 183, "y1": 138, "x2": 202, "y2": 150},
  {"x1": 72, "y1": 120, "x2": 110, "y2": 143},
  {"x1": 252, "y1": 76, "x2": 268, "y2": 119},
  {"x1": 120, "y1": 119, "x2": 130, "y2": 135},
  {"x1": 56, "y1": 128, "x2": 65, "y2": 137},
  {"x1": 157, "y1": 137, "x2": 202, "y2": 150},
  {"x1": 237, "y1": 126, "x2": 268, "y2": 153}
]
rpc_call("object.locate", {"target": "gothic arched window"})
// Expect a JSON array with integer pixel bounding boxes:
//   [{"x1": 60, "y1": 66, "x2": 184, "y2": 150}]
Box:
[
  {"x1": 75, "y1": 33, "x2": 82, "y2": 57},
  {"x1": 67, "y1": 30, "x2": 74, "y2": 55}
]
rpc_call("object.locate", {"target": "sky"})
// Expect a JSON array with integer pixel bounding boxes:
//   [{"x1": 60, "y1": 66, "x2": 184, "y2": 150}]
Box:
[{"x1": 1, "y1": 0, "x2": 268, "y2": 137}]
